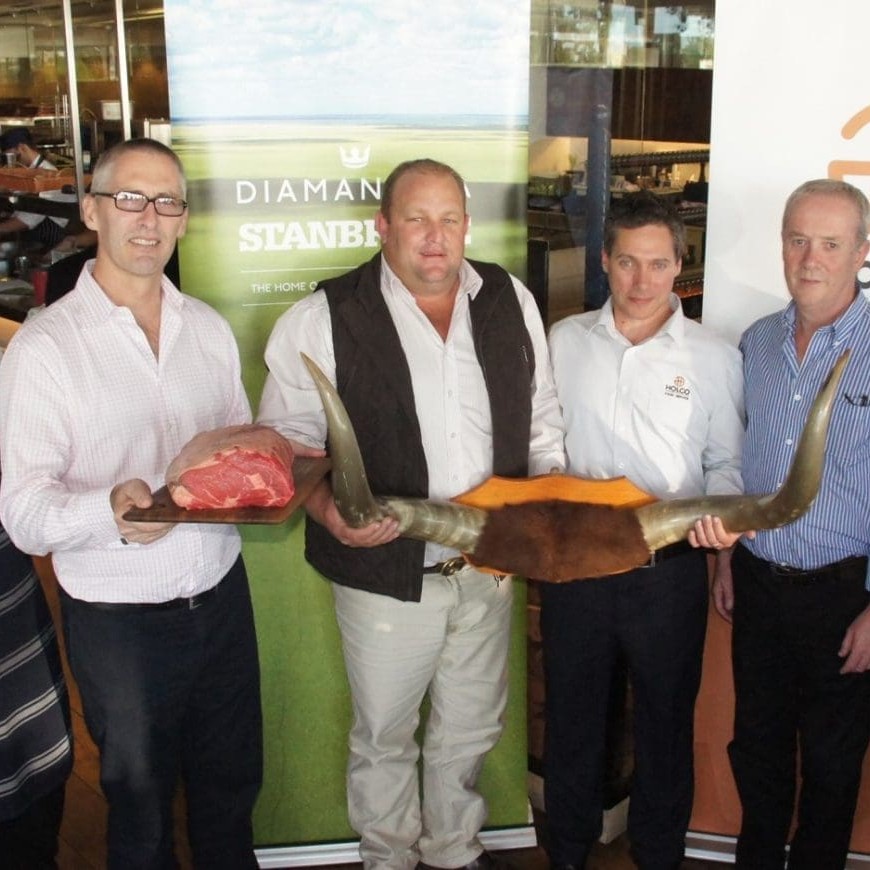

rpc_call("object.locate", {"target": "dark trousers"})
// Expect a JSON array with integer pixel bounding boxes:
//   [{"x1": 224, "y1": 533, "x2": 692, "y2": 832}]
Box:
[
  {"x1": 59, "y1": 557, "x2": 263, "y2": 870},
  {"x1": 0, "y1": 783, "x2": 65, "y2": 869},
  {"x1": 540, "y1": 550, "x2": 708, "y2": 870},
  {"x1": 729, "y1": 545, "x2": 870, "y2": 870}
]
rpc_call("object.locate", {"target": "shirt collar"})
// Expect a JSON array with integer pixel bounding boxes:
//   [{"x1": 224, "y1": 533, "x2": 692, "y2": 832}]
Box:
[
  {"x1": 380, "y1": 255, "x2": 480, "y2": 303},
  {"x1": 73, "y1": 259, "x2": 184, "y2": 327},
  {"x1": 779, "y1": 291, "x2": 870, "y2": 344},
  {"x1": 590, "y1": 292, "x2": 685, "y2": 343}
]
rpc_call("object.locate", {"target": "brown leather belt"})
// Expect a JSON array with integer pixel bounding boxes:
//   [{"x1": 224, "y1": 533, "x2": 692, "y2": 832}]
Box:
[{"x1": 422, "y1": 556, "x2": 467, "y2": 576}]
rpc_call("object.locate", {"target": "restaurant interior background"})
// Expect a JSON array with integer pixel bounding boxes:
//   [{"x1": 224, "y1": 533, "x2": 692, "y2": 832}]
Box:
[
  {"x1": 0, "y1": 0, "x2": 167, "y2": 156},
  {"x1": 0, "y1": 0, "x2": 715, "y2": 323}
]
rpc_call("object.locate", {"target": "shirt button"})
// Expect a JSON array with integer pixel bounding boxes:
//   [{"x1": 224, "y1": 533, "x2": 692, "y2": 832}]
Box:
[
  {"x1": 785, "y1": 438, "x2": 793, "y2": 445},
  {"x1": 793, "y1": 394, "x2": 802, "y2": 401}
]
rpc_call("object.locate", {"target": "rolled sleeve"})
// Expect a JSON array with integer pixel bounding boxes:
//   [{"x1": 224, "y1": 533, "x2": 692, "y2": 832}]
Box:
[
  {"x1": 702, "y1": 344, "x2": 745, "y2": 497},
  {"x1": 513, "y1": 278, "x2": 566, "y2": 476},
  {"x1": 256, "y1": 291, "x2": 335, "y2": 448}
]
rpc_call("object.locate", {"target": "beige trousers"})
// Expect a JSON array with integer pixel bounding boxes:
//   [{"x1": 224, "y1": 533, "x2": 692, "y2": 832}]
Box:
[{"x1": 332, "y1": 568, "x2": 513, "y2": 870}]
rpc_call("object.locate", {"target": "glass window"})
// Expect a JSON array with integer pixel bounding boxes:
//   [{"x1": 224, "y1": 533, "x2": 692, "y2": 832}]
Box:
[
  {"x1": 0, "y1": 1, "x2": 168, "y2": 167},
  {"x1": 528, "y1": 1, "x2": 714, "y2": 324},
  {"x1": 532, "y1": 1, "x2": 715, "y2": 70}
]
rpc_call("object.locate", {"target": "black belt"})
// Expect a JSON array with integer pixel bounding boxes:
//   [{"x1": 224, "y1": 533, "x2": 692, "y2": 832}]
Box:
[
  {"x1": 88, "y1": 575, "x2": 226, "y2": 612},
  {"x1": 423, "y1": 556, "x2": 467, "y2": 576},
  {"x1": 758, "y1": 552, "x2": 867, "y2": 583},
  {"x1": 641, "y1": 540, "x2": 697, "y2": 568}
]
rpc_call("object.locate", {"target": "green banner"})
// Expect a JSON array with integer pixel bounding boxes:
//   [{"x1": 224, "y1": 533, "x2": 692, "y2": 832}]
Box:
[
  {"x1": 164, "y1": 0, "x2": 533, "y2": 852},
  {"x1": 245, "y1": 517, "x2": 529, "y2": 846}
]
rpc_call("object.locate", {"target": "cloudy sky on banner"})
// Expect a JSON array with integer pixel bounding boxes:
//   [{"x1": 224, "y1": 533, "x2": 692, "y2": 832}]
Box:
[{"x1": 164, "y1": 0, "x2": 530, "y2": 120}]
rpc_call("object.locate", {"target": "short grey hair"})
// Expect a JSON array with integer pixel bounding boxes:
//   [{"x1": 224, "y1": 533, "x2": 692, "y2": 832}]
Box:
[
  {"x1": 782, "y1": 179, "x2": 870, "y2": 246},
  {"x1": 90, "y1": 137, "x2": 187, "y2": 198}
]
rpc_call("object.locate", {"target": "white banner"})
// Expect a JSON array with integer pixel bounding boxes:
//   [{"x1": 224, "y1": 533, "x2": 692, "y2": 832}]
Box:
[
  {"x1": 692, "y1": 1, "x2": 870, "y2": 856},
  {"x1": 703, "y1": 0, "x2": 870, "y2": 345}
]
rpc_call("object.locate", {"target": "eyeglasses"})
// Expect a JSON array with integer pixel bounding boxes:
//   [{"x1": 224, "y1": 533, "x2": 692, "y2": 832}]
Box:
[{"x1": 91, "y1": 190, "x2": 188, "y2": 217}]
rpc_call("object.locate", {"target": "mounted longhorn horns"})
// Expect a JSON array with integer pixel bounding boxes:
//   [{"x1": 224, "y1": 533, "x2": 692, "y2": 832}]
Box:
[{"x1": 302, "y1": 351, "x2": 850, "y2": 582}]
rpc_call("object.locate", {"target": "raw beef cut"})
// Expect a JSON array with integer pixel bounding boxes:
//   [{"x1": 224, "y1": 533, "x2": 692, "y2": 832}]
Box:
[{"x1": 167, "y1": 425, "x2": 295, "y2": 509}]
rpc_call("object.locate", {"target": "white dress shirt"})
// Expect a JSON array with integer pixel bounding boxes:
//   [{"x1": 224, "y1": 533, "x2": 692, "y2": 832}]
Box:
[
  {"x1": 0, "y1": 262, "x2": 251, "y2": 603},
  {"x1": 548, "y1": 294, "x2": 744, "y2": 499},
  {"x1": 257, "y1": 256, "x2": 566, "y2": 564}
]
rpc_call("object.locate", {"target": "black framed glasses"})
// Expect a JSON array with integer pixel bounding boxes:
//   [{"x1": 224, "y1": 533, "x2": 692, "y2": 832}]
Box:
[{"x1": 91, "y1": 190, "x2": 188, "y2": 217}]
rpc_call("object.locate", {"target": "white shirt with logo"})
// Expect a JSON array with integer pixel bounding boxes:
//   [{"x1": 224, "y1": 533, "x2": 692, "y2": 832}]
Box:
[{"x1": 548, "y1": 294, "x2": 744, "y2": 499}]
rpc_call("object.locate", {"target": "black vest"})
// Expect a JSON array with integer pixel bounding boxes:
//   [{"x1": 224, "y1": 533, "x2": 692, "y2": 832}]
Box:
[{"x1": 305, "y1": 253, "x2": 535, "y2": 601}]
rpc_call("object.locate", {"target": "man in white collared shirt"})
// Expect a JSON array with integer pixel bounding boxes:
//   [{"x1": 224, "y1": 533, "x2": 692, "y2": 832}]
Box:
[
  {"x1": 543, "y1": 191, "x2": 744, "y2": 870},
  {"x1": 257, "y1": 158, "x2": 565, "y2": 870},
  {"x1": 0, "y1": 138, "x2": 263, "y2": 869}
]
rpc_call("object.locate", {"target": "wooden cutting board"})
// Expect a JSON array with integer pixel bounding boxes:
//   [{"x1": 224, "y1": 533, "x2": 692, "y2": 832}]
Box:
[{"x1": 123, "y1": 457, "x2": 331, "y2": 525}]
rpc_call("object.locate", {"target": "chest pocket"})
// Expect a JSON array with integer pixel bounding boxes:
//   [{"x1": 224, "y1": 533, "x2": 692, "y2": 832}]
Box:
[
  {"x1": 640, "y1": 373, "x2": 697, "y2": 438},
  {"x1": 829, "y1": 392, "x2": 870, "y2": 468}
]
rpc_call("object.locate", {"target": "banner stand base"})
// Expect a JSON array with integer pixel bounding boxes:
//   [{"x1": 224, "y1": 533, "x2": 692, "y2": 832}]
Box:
[
  {"x1": 256, "y1": 826, "x2": 538, "y2": 868},
  {"x1": 685, "y1": 832, "x2": 735, "y2": 864},
  {"x1": 685, "y1": 832, "x2": 870, "y2": 868}
]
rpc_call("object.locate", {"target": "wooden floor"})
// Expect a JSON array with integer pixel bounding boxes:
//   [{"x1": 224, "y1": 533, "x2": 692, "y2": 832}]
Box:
[{"x1": 39, "y1": 563, "x2": 721, "y2": 870}]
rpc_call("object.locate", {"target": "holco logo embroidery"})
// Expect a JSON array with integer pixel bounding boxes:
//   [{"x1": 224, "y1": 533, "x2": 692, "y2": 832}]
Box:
[{"x1": 664, "y1": 375, "x2": 691, "y2": 400}]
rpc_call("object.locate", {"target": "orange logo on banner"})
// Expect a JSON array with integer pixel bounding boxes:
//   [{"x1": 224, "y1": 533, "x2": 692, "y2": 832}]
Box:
[
  {"x1": 829, "y1": 105, "x2": 870, "y2": 180},
  {"x1": 829, "y1": 105, "x2": 870, "y2": 289}
]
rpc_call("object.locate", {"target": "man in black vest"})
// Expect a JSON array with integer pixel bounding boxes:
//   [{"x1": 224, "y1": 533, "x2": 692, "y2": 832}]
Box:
[{"x1": 258, "y1": 158, "x2": 565, "y2": 870}]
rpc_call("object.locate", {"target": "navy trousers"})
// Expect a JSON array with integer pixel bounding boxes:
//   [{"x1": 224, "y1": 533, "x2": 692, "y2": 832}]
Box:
[
  {"x1": 60, "y1": 556, "x2": 263, "y2": 870},
  {"x1": 540, "y1": 550, "x2": 708, "y2": 870},
  {"x1": 730, "y1": 545, "x2": 870, "y2": 870}
]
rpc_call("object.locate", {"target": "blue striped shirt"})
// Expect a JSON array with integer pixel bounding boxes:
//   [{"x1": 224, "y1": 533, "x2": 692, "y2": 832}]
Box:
[{"x1": 740, "y1": 292, "x2": 870, "y2": 568}]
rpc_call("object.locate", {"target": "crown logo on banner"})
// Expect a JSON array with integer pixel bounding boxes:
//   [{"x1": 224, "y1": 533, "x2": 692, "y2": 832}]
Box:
[{"x1": 340, "y1": 145, "x2": 371, "y2": 169}]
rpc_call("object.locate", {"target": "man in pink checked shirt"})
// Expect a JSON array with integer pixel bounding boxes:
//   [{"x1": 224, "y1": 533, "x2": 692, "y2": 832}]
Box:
[{"x1": 0, "y1": 138, "x2": 263, "y2": 869}]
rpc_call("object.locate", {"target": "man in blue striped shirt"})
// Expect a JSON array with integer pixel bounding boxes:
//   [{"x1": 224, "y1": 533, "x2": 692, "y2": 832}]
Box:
[{"x1": 714, "y1": 179, "x2": 870, "y2": 870}]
